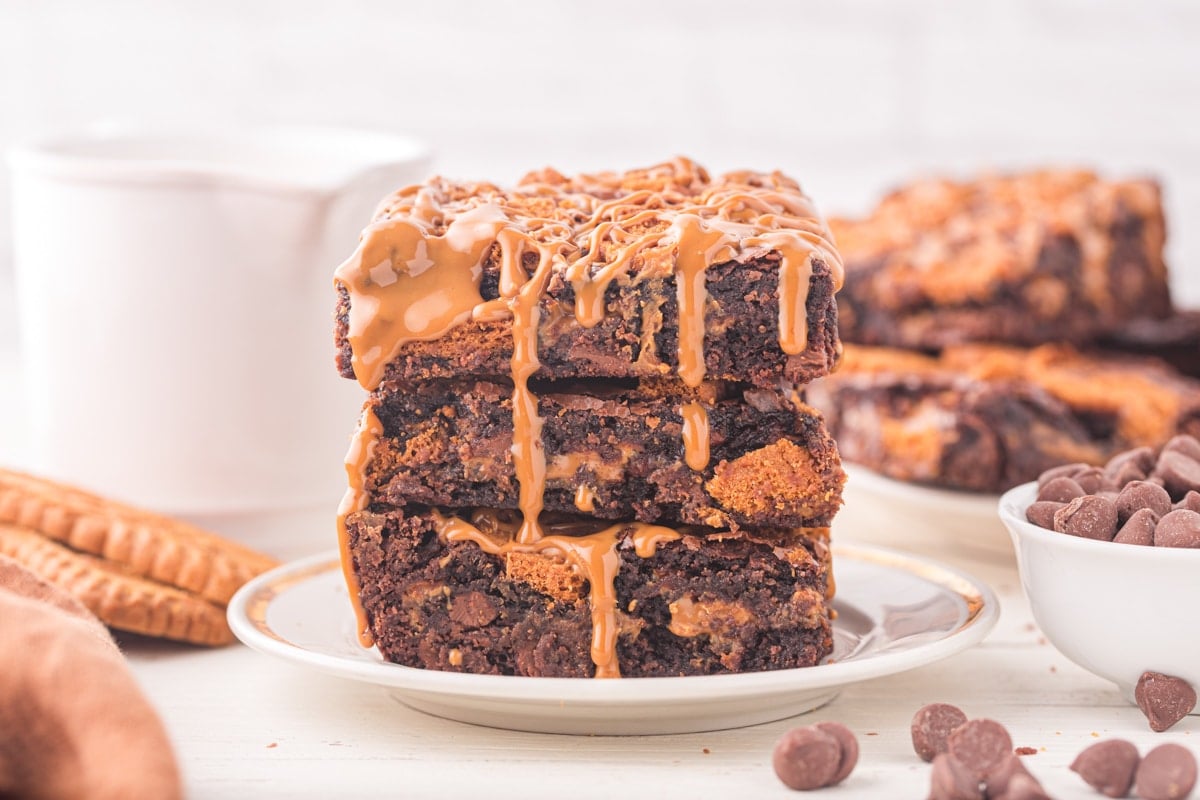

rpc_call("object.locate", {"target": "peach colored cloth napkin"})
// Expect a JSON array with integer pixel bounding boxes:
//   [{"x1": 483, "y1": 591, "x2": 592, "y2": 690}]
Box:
[{"x1": 0, "y1": 556, "x2": 182, "y2": 800}]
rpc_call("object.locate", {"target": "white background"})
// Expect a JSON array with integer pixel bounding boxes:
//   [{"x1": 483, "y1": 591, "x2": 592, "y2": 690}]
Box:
[{"x1": 1, "y1": 0, "x2": 1199, "y2": 347}]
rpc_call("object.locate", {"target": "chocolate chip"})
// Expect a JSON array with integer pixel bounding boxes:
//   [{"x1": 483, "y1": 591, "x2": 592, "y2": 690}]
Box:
[
  {"x1": 1135, "y1": 743, "x2": 1197, "y2": 800},
  {"x1": 1106, "y1": 446, "x2": 1156, "y2": 484},
  {"x1": 1162, "y1": 434, "x2": 1200, "y2": 462},
  {"x1": 1074, "y1": 466, "x2": 1111, "y2": 494},
  {"x1": 1155, "y1": 509, "x2": 1200, "y2": 548},
  {"x1": 1110, "y1": 460, "x2": 1148, "y2": 489},
  {"x1": 947, "y1": 719, "x2": 1014, "y2": 781},
  {"x1": 772, "y1": 726, "x2": 840, "y2": 790},
  {"x1": 984, "y1": 753, "x2": 1036, "y2": 797},
  {"x1": 1038, "y1": 462, "x2": 1089, "y2": 489},
  {"x1": 1116, "y1": 481, "x2": 1173, "y2": 524},
  {"x1": 1155, "y1": 451, "x2": 1200, "y2": 500},
  {"x1": 930, "y1": 753, "x2": 984, "y2": 800},
  {"x1": 1054, "y1": 495, "x2": 1119, "y2": 541},
  {"x1": 814, "y1": 722, "x2": 858, "y2": 786},
  {"x1": 1136, "y1": 672, "x2": 1198, "y2": 733},
  {"x1": 1177, "y1": 491, "x2": 1200, "y2": 514},
  {"x1": 1071, "y1": 739, "x2": 1139, "y2": 798},
  {"x1": 1114, "y1": 508, "x2": 1159, "y2": 546},
  {"x1": 1026, "y1": 501, "x2": 1065, "y2": 530},
  {"x1": 912, "y1": 703, "x2": 969, "y2": 762},
  {"x1": 1037, "y1": 477, "x2": 1086, "y2": 503},
  {"x1": 448, "y1": 591, "x2": 499, "y2": 628}
]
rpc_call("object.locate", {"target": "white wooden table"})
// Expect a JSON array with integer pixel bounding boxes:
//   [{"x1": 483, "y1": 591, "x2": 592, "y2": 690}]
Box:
[{"x1": 1, "y1": 348, "x2": 1194, "y2": 799}]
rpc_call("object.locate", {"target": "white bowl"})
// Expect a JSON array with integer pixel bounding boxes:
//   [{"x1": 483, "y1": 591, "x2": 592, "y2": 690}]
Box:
[{"x1": 1000, "y1": 482, "x2": 1200, "y2": 707}]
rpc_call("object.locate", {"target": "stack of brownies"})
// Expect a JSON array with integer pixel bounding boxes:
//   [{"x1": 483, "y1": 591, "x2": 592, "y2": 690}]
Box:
[
  {"x1": 808, "y1": 170, "x2": 1200, "y2": 492},
  {"x1": 332, "y1": 158, "x2": 847, "y2": 678}
]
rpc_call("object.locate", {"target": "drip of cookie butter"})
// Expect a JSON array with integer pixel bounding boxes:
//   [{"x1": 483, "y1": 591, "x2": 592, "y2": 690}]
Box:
[
  {"x1": 433, "y1": 509, "x2": 680, "y2": 678},
  {"x1": 574, "y1": 484, "x2": 597, "y2": 513},
  {"x1": 336, "y1": 406, "x2": 383, "y2": 647},
  {"x1": 680, "y1": 402, "x2": 711, "y2": 472}
]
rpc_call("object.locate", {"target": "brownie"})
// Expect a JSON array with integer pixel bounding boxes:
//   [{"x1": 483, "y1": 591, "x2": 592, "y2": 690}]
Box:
[
  {"x1": 345, "y1": 505, "x2": 833, "y2": 678},
  {"x1": 830, "y1": 170, "x2": 1170, "y2": 349},
  {"x1": 365, "y1": 378, "x2": 845, "y2": 530},
  {"x1": 807, "y1": 344, "x2": 1200, "y2": 492},
  {"x1": 333, "y1": 158, "x2": 846, "y2": 679},
  {"x1": 334, "y1": 158, "x2": 842, "y2": 391}
]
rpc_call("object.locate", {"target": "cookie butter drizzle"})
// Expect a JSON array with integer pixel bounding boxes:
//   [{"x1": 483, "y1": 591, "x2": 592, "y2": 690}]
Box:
[
  {"x1": 336, "y1": 407, "x2": 383, "y2": 647},
  {"x1": 433, "y1": 509, "x2": 679, "y2": 678},
  {"x1": 334, "y1": 158, "x2": 842, "y2": 674}
]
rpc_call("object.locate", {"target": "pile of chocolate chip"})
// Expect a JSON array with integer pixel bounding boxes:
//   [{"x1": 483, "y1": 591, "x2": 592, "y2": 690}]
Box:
[
  {"x1": 912, "y1": 704, "x2": 1049, "y2": 799},
  {"x1": 1026, "y1": 435, "x2": 1200, "y2": 546},
  {"x1": 911, "y1": 702, "x2": 1198, "y2": 800}
]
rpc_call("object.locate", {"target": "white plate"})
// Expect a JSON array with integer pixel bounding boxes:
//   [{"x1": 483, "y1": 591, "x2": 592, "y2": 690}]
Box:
[
  {"x1": 836, "y1": 465, "x2": 1010, "y2": 562},
  {"x1": 228, "y1": 543, "x2": 998, "y2": 736}
]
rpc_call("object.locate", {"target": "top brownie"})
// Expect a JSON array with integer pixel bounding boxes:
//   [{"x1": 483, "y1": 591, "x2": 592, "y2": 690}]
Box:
[
  {"x1": 830, "y1": 170, "x2": 1171, "y2": 349},
  {"x1": 334, "y1": 157, "x2": 842, "y2": 390}
]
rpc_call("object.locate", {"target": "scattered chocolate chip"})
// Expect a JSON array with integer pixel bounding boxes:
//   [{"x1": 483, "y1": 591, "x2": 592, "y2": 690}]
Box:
[
  {"x1": 1026, "y1": 501, "x2": 1066, "y2": 530},
  {"x1": 1135, "y1": 743, "x2": 1197, "y2": 800},
  {"x1": 947, "y1": 719, "x2": 1014, "y2": 781},
  {"x1": 814, "y1": 722, "x2": 858, "y2": 786},
  {"x1": 1116, "y1": 481, "x2": 1173, "y2": 524},
  {"x1": 1162, "y1": 434, "x2": 1200, "y2": 463},
  {"x1": 912, "y1": 703, "x2": 969, "y2": 762},
  {"x1": 1038, "y1": 476, "x2": 1086, "y2": 503},
  {"x1": 1177, "y1": 491, "x2": 1200, "y2": 514},
  {"x1": 930, "y1": 753, "x2": 984, "y2": 800},
  {"x1": 1038, "y1": 462, "x2": 1089, "y2": 489},
  {"x1": 1136, "y1": 671, "x2": 1198, "y2": 732},
  {"x1": 1114, "y1": 508, "x2": 1158, "y2": 546},
  {"x1": 772, "y1": 726, "x2": 841, "y2": 791},
  {"x1": 1154, "y1": 509, "x2": 1200, "y2": 548},
  {"x1": 1071, "y1": 739, "x2": 1139, "y2": 798},
  {"x1": 1054, "y1": 495, "x2": 1119, "y2": 541},
  {"x1": 1155, "y1": 451, "x2": 1200, "y2": 500},
  {"x1": 1074, "y1": 466, "x2": 1111, "y2": 494}
]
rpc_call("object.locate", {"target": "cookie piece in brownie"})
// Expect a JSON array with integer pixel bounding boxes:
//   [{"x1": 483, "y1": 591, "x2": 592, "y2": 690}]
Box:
[
  {"x1": 346, "y1": 505, "x2": 832, "y2": 677},
  {"x1": 366, "y1": 379, "x2": 844, "y2": 530},
  {"x1": 807, "y1": 344, "x2": 1200, "y2": 492},
  {"x1": 334, "y1": 157, "x2": 842, "y2": 390},
  {"x1": 831, "y1": 170, "x2": 1170, "y2": 348}
]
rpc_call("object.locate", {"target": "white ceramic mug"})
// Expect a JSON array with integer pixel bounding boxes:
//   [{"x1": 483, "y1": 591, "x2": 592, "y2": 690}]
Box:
[{"x1": 8, "y1": 125, "x2": 430, "y2": 518}]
